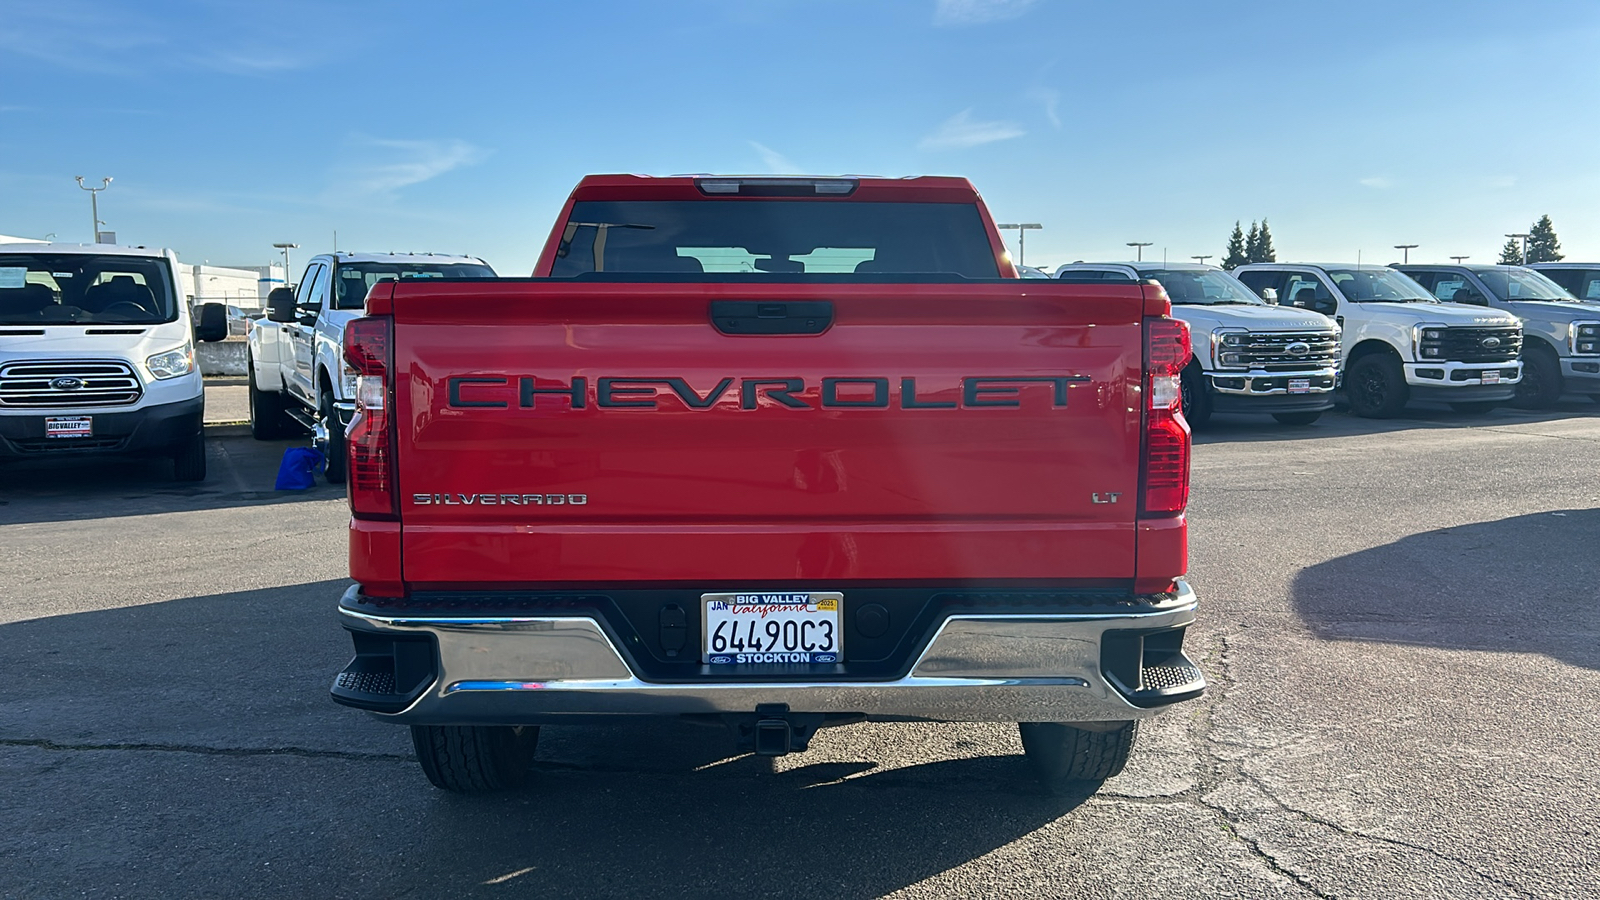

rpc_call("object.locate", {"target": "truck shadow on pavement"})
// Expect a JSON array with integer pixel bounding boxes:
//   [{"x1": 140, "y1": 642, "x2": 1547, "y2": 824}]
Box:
[
  {"x1": 0, "y1": 434, "x2": 340, "y2": 526},
  {"x1": 0, "y1": 579, "x2": 1092, "y2": 899},
  {"x1": 1291, "y1": 507, "x2": 1600, "y2": 671},
  {"x1": 1195, "y1": 399, "x2": 1595, "y2": 445}
]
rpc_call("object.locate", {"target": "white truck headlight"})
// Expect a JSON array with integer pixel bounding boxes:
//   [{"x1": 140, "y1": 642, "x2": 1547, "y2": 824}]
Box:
[
  {"x1": 146, "y1": 345, "x2": 195, "y2": 380},
  {"x1": 1573, "y1": 322, "x2": 1600, "y2": 355}
]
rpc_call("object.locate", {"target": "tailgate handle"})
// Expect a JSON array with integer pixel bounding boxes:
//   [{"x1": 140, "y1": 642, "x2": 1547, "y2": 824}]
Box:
[{"x1": 710, "y1": 300, "x2": 833, "y2": 335}]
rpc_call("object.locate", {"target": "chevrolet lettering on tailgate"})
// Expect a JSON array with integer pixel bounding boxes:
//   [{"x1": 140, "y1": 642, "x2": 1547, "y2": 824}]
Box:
[{"x1": 446, "y1": 375, "x2": 1089, "y2": 410}]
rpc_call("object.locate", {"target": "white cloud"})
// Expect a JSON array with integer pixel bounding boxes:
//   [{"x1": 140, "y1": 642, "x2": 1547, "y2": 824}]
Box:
[
  {"x1": 342, "y1": 138, "x2": 489, "y2": 196},
  {"x1": 1026, "y1": 86, "x2": 1061, "y2": 129},
  {"x1": 919, "y1": 109, "x2": 1026, "y2": 151},
  {"x1": 749, "y1": 141, "x2": 799, "y2": 174},
  {"x1": 1359, "y1": 176, "x2": 1393, "y2": 189},
  {"x1": 934, "y1": 0, "x2": 1040, "y2": 26}
]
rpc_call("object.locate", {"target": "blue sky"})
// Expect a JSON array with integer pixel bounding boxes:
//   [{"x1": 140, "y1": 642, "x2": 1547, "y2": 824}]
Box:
[{"x1": 3, "y1": 0, "x2": 1598, "y2": 274}]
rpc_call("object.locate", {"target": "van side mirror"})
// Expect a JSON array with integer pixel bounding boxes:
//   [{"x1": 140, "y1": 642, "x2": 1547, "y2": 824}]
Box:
[
  {"x1": 1261, "y1": 288, "x2": 1279, "y2": 305},
  {"x1": 193, "y1": 303, "x2": 228, "y2": 342},
  {"x1": 266, "y1": 287, "x2": 297, "y2": 323}
]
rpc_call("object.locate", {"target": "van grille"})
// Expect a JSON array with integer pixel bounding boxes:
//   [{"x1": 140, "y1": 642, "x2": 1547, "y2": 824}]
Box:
[
  {"x1": 1440, "y1": 327, "x2": 1521, "y2": 363},
  {"x1": 0, "y1": 360, "x2": 144, "y2": 408},
  {"x1": 1226, "y1": 331, "x2": 1341, "y2": 371}
]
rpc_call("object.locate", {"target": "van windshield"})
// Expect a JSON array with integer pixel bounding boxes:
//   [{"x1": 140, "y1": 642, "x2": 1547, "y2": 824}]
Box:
[{"x1": 0, "y1": 253, "x2": 178, "y2": 325}]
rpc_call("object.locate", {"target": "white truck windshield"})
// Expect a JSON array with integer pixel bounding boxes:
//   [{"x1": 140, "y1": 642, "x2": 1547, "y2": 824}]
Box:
[
  {"x1": 1476, "y1": 268, "x2": 1577, "y2": 302},
  {"x1": 1326, "y1": 268, "x2": 1434, "y2": 303},
  {"x1": 1142, "y1": 268, "x2": 1264, "y2": 306},
  {"x1": 0, "y1": 254, "x2": 177, "y2": 325},
  {"x1": 333, "y1": 261, "x2": 496, "y2": 309}
]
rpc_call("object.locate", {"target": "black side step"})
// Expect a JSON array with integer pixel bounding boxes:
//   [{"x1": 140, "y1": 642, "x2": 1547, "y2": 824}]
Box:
[{"x1": 1101, "y1": 628, "x2": 1206, "y2": 708}]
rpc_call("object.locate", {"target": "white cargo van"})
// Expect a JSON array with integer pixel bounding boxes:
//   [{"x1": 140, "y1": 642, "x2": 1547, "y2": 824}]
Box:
[{"x1": 0, "y1": 243, "x2": 228, "y2": 480}]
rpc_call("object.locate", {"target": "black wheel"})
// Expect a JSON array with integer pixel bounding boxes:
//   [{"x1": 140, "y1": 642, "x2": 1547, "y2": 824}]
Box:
[
  {"x1": 410, "y1": 725, "x2": 539, "y2": 793},
  {"x1": 319, "y1": 388, "x2": 346, "y2": 484},
  {"x1": 247, "y1": 352, "x2": 292, "y2": 440},
  {"x1": 1511, "y1": 346, "x2": 1562, "y2": 409},
  {"x1": 1271, "y1": 411, "x2": 1322, "y2": 426},
  {"x1": 1345, "y1": 355, "x2": 1408, "y2": 418},
  {"x1": 1450, "y1": 401, "x2": 1499, "y2": 415},
  {"x1": 1019, "y1": 721, "x2": 1137, "y2": 792},
  {"x1": 1179, "y1": 364, "x2": 1212, "y2": 428},
  {"x1": 171, "y1": 430, "x2": 207, "y2": 482}
]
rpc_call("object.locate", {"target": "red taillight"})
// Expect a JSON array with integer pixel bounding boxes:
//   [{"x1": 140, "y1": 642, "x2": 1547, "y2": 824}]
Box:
[
  {"x1": 344, "y1": 316, "x2": 396, "y2": 519},
  {"x1": 1141, "y1": 317, "x2": 1192, "y2": 516}
]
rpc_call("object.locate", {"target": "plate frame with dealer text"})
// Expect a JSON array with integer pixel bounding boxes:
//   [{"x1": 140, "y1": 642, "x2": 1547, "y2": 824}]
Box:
[{"x1": 701, "y1": 591, "x2": 843, "y2": 666}]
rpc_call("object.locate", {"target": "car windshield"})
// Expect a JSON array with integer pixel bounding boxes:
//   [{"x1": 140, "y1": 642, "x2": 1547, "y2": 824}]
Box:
[
  {"x1": 333, "y1": 261, "x2": 496, "y2": 309},
  {"x1": 1326, "y1": 268, "x2": 1433, "y2": 302},
  {"x1": 0, "y1": 253, "x2": 178, "y2": 325},
  {"x1": 549, "y1": 200, "x2": 1000, "y2": 278},
  {"x1": 1476, "y1": 268, "x2": 1577, "y2": 302},
  {"x1": 1141, "y1": 268, "x2": 1263, "y2": 305}
]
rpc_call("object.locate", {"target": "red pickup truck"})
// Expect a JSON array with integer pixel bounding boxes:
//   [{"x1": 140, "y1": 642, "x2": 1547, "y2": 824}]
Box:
[{"x1": 330, "y1": 175, "x2": 1204, "y2": 794}]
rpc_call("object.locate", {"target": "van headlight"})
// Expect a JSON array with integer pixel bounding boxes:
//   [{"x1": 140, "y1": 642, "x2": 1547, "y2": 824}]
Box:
[{"x1": 147, "y1": 345, "x2": 195, "y2": 380}]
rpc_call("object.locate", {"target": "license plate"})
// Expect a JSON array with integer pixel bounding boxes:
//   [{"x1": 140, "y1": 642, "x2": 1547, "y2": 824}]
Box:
[
  {"x1": 1287, "y1": 378, "x2": 1311, "y2": 394},
  {"x1": 703, "y1": 592, "x2": 842, "y2": 665},
  {"x1": 1481, "y1": 371, "x2": 1501, "y2": 384},
  {"x1": 45, "y1": 416, "x2": 92, "y2": 439}
]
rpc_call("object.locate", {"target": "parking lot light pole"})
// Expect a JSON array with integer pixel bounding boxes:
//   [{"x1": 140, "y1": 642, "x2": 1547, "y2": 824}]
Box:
[
  {"x1": 74, "y1": 176, "x2": 112, "y2": 242},
  {"x1": 1451, "y1": 255, "x2": 1470, "y2": 263},
  {"x1": 1394, "y1": 244, "x2": 1418, "y2": 264},
  {"x1": 1505, "y1": 233, "x2": 1530, "y2": 265},
  {"x1": 995, "y1": 223, "x2": 1042, "y2": 266},
  {"x1": 272, "y1": 243, "x2": 299, "y2": 283},
  {"x1": 1127, "y1": 242, "x2": 1153, "y2": 262},
  {"x1": 1191, "y1": 255, "x2": 1212, "y2": 265}
]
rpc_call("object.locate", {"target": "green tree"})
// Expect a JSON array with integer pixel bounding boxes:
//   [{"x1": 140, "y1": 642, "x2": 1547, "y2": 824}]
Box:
[
  {"x1": 1253, "y1": 219, "x2": 1277, "y2": 263},
  {"x1": 1244, "y1": 221, "x2": 1261, "y2": 262},
  {"x1": 1526, "y1": 214, "x2": 1563, "y2": 263},
  {"x1": 1221, "y1": 221, "x2": 1249, "y2": 270},
  {"x1": 1497, "y1": 237, "x2": 1524, "y2": 265}
]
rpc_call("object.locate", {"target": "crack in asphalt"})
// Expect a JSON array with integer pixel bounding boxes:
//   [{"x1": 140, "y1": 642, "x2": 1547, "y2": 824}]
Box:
[
  {"x1": 0, "y1": 737, "x2": 412, "y2": 763},
  {"x1": 1179, "y1": 631, "x2": 1538, "y2": 900}
]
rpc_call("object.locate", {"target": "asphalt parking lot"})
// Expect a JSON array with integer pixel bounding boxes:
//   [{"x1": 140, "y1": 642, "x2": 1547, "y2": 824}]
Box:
[{"x1": 2, "y1": 399, "x2": 1597, "y2": 899}]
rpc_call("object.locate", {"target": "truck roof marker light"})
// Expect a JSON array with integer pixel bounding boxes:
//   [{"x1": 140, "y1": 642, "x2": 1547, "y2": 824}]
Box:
[{"x1": 694, "y1": 177, "x2": 860, "y2": 197}]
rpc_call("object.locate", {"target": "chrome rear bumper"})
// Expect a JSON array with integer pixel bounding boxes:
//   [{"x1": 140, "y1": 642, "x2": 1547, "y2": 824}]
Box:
[{"x1": 335, "y1": 581, "x2": 1203, "y2": 724}]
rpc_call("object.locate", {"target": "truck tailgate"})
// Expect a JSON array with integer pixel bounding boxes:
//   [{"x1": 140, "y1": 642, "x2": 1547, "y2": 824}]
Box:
[{"x1": 391, "y1": 280, "x2": 1147, "y2": 587}]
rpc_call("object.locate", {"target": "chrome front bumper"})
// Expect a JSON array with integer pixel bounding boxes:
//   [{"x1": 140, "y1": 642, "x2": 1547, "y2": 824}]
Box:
[
  {"x1": 1404, "y1": 359, "x2": 1522, "y2": 387},
  {"x1": 1206, "y1": 365, "x2": 1339, "y2": 396},
  {"x1": 335, "y1": 581, "x2": 1203, "y2": 724}
]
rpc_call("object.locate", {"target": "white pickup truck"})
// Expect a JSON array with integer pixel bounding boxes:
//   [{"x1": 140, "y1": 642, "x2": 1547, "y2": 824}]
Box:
[
  {"x1": 1056, "y1": 262, "x2": 1340, "y2": 426},
  {"x1": 0, "y1": 243, "x2": 228, "y2": 480},
  {"x1": 1233, "y1": 263, "x2": 1524, "y2": 417},
  {"x1": 246, "y1": 251, "x2": 494, "y2": 480}
]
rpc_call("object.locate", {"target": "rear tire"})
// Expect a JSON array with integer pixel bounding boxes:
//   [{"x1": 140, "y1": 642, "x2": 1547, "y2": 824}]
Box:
[
  {"x1": 411, "y1": 725, "x2": 539, "y2": 793},
  {"x1": 1511, "y1": 346, "x2": 1562, "y2": 410},
  {"x1": 1019, "y1": 721, "x2": 1137, "y2": 792},
  {"x1": 1271, "y1": 411, "x2": 1322, "y2": 426},
  {"x1": 1450, "y1": 401, "x2": 1499, "y2": 415},
  {"x1": 1180, "y1": 364, "x2": 1212, "y2": 429},
  {"x1": 320, "y1": 388, "x2": 346, "y2": 485},
  {"x1": 247, "y1": 353, "x2": 292, "y2": 440},
  {"x1": 1345, "y1": 355, "x2": 1408, "y2": 418},
  {"x1": 171, "y1": 431, "x2": 207, "y2": 482}
]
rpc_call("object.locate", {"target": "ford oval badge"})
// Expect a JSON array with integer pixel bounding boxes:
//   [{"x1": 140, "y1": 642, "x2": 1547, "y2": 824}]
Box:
[
  {"x1": 1285, "y1": 341, "x2": 1311, "y2": 357},
  {"x1": 50, "y1": 376, "x2": 85, "y2": 391},
  {"x1": 1482, "y1": 336, "x2": 1501, "y2": 348}
]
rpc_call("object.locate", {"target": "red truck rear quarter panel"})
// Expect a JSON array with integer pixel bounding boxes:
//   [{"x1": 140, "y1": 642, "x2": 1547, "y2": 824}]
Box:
[{"x1": 384, "y1": 281, "x2": 1155, "y2": 589}]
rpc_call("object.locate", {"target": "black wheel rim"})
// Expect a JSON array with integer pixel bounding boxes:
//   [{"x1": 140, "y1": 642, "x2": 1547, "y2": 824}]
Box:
[
  {"x1": 1180, "y1": 376, "x2": 1195, "y2": 415},
  {"x1": 1516, "y1": 359, "x2": 1543, "y2": 400},
  {"x1": 1356, "y1": 368, "x2": 1387, "y2": 410}
]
